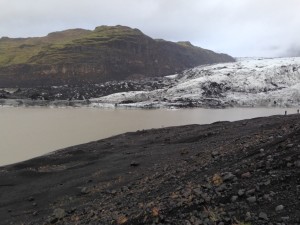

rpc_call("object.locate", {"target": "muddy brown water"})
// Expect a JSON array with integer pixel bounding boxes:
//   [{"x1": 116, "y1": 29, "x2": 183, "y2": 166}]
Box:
[{"x1": 0, "y1": 107, "x2": 298, "y2": 166}]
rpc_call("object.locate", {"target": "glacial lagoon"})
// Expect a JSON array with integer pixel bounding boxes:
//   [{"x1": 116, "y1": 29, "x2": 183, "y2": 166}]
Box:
[{"x1": 0, "y1": 107, "x2": 298, "y2": 166}]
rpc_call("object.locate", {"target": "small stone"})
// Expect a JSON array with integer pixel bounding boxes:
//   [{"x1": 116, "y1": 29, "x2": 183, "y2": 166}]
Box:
[
  {"x1": 32, "y1": 211, "x2": 38, "y2": 216},
  {"x1": 264, "y1": 180, "x2": 271, "y2": 185},
  {"x1": 263, "y1": 194, "x2": 271, "y2": 201},
  {"x1": 212, "y1": 174, "x2": 223, "y2": 186},
  {"x1": 224, "y1": 217, "x2": 231, "y2": 222},
  {"x1": 286, "y1": 144, "x2": 294, "y2": 148},
  {"x1": 81, "y1": 187, "x2": 90, "y2": 194},
  {"x1": 193, "y1": 188, "x2": 202, "y2": 196},
  {"x1": 211, "y1": 151, "x2": 219, "y2": 157},
  {"x1": 238, "y1": 189, "x2": 245, "y2": 196},
  {"x1": 247, "y1": 196, "x2": 256, "y2": 203},
  {"x1": 285, "y1": 156, "x2": 292, "y2": 161},
  {"x1": 241, "y1": 172, "x2": 251, "y2": 178},
  {"x1": 246, "y1": 189, "x2": 256, "y2": 196},
  {"x1": 130, "y1": 161, "x2": 140, "y2": 167},
  {"x1": 275, "y1": 205, "x2": 284, "y2": 211},
  {"x1": 245, "y1": 211, "x2": 251, "y2": 219},
  {"x1": 180, "y1": 150, "x2": 189, "y2": 155},
  {"x1": 222, "y1": 172, "x2": 235, "y2": 182},
  {"x1": 53, "y1": 208, "x2": 66, "y2": 219},
  {"x1": 28, "y1": 196, "x2": 35, "y2": 202},
  {"x1": 49, "y1": 217, "x2": 58, "y2": 224},
  {"x1": 259, "y1": 212, "x2": 268, "y2": 220},
  {"x1": 231, "y1": 195, "x2": 238, "y2": 202},
  {"x1": 216, "y1": 184, "x2": 227, "y2": 192},
  {"x1": 281, "y1": 216, "x2": 290, "y2": 222},
  {"x1": 122, "y1": 186, "x2": 129, "y2": 192}
]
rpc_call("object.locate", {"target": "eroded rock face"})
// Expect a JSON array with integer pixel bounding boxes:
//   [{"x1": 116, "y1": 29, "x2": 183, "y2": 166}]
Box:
[{"x1": 0, "y1": 25, "x2": 235, "y2": 87}]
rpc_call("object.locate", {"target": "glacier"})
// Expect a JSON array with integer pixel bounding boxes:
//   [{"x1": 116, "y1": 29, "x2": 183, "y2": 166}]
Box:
[{"x1": 90, "y1": 57, "x2": 300, "y2": 108}]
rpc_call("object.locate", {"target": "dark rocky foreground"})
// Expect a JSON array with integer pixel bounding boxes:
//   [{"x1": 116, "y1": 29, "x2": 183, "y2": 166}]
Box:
[{"x1": 0, "y1": 114, "x2": 300, "y2": 225}]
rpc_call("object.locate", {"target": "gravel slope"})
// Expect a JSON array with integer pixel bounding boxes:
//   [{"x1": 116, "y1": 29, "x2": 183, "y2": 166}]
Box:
[{"x1": 0, "y1": 114, "x2": 299, "y2": 224}]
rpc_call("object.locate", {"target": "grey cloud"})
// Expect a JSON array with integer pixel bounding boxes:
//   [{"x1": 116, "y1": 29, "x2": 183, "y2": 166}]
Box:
[
  {"x1": 0, "y1": 0, "x2": 300, "y2": 57},
  {"x1": 281, "y1": 45, "x2": 300, "y2": 57}
]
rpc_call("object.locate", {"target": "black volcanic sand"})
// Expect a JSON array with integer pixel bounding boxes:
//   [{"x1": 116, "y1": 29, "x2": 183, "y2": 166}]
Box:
[{"x1": 0, "y1": 115, "x2": 299, "y2": 225}]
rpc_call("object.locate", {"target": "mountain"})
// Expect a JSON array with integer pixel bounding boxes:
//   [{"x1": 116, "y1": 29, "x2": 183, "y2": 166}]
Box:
[{"x1": 0, "y1": 25, "x2": 234, "y2": 87}]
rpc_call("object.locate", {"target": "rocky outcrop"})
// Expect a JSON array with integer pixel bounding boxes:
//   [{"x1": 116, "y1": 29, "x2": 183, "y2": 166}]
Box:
[{"x1": 0, "y1": 26, "x2": 235, "y2": 87}]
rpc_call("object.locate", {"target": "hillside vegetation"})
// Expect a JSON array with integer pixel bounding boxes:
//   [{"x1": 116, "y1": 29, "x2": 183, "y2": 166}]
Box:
[{"x1": 0, "y1": 25, "x2": 234, "y2": 87}]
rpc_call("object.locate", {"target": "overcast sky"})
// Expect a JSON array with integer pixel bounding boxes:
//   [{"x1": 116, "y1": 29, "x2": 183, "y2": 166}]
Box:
[{"x1": 0, "y1": 0, "x2": 299, "y2": 57}]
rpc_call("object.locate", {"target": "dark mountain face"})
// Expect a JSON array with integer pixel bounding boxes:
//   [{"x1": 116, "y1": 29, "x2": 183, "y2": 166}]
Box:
[{"x1": 0, "y1": 25, "x2": 235, "y2": 87}]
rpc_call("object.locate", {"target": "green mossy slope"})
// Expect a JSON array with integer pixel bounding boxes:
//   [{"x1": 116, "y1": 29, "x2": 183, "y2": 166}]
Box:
[{"x1": 0, "y1": 25, "x2": 235, "y2": 87}]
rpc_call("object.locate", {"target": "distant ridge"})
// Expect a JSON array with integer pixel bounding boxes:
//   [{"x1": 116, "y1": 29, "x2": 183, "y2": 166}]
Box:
[{"x1": 0, "y1": 25, "x2": 235, "y2": 87}]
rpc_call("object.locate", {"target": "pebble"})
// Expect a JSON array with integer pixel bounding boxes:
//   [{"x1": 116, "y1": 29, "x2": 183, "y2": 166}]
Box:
[
  {"x1": 231, "y1": 195, "x2": 238, "y2": 202},
  {"x1": 238, "y1": 189, "x2": 245, "y2": 196},
  {"x1": 28, "y1": 196, "x2": 35, "y2": 202},
  {"x1": 193, "y1": 188, "x2": 202, "y2": 196},
  {"x1": 286, "y1": 144, "x2": 294, "y2": 148},
  {"x1": 275, "y1": 205, "x2": 284, "y2": 211},
  {"x1": 81, "y1": 187, "x2": 90, "y2": 194},
  {"x1": 264, "y1": 179, "x2": 271, "y2": 186},
  {"x1": 281, "y1": 216, "x2": 290, "y2": 222},
  {"x1": 246, "y1": 189, "x2": 256, "y2": 196},
  {"x1": 245, "y1": 211, "x2": 251, "y2": 220},
  {"x1": 247, "y1": 196, "x2": 256, "y2": 203},
  {"x1": 241, "y1": 172, "x2": 251, "y2": 178},
  {"x1": 110, "y1": 189, "x2": 117, "y2": 195},
  {"x1": 263, "y1": 194, "x2": 271, "y2": 201},
  {"x1": 259, "y1": 212, "x2": 268, "y2": 220},
  {"x1": 285, "y1": 156, "x2": 292, "y2": 161},
  {"x1": 211, "y1": 151, "x2": 219, "y2": 157},
  {"x1": 222, "y1": 172, "x2": 235, "y2": 181},
  {"x1": 49, "y1": 217, "x2": 58, "y2": 224},
  {"x1": 130, "y1": 161, "x2": 140, "y2": 167},
  {"x1": 53, "y1": 208, "x2": 66, "y2": 219},
  {"x1": 215, "y1": 184, "x2": 227, "y2": 192}
]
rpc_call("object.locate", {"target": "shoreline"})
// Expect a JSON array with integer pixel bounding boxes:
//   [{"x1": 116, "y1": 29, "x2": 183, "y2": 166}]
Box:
[
  {"x1": 0, "y1": 114, "x2": 299, "y2": 224},
  {"x1": 1, "y1": 98, "x2": 300, "y2": 109}
]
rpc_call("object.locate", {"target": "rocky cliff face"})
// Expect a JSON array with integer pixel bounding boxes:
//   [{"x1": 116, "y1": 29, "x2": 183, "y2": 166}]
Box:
[{"x1": 0, "y1": 25, "x2": 235, "y2": 87}]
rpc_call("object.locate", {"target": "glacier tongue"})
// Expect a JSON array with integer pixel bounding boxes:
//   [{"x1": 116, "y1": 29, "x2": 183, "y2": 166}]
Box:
[{"x1": 91, "y1": 57, "x2": 300, "y2": 108}]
